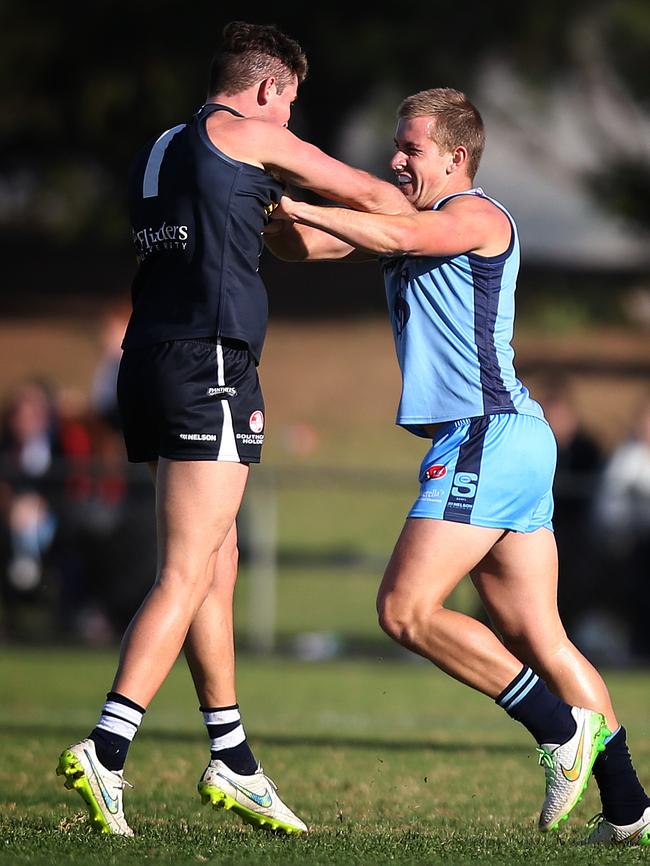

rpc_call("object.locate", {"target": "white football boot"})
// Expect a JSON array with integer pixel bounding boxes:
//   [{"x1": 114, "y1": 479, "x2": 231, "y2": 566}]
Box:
[
  {"x1": 198, "y1": 760, "x2": 307, "y2": 834},
  {"x1": 585, "y1": 806, "x2": 650, "y2": 845},
  {"x1": 56, "y1": 738, "x2": 134, "y2": 836},
  {"x1": 537, "y1": 706, "x2": 610, "y2": 832}
]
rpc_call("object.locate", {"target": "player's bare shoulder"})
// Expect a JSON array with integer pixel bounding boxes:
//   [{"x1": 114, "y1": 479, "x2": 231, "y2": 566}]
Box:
[
  {"x1": 443, "y1": 193, "x2": 511, "y2": 257},
  {"x1": 204, "y1": 114, "x2": 280, "y2": 170}
]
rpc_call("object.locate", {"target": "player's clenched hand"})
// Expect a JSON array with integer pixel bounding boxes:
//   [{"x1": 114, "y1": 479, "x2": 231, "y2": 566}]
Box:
[{"x1": 271, "y1": 195, "x2": 299, "y2": 222}]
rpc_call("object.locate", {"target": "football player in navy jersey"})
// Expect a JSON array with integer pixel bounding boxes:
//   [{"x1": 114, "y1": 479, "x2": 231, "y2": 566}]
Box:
[
  {"x1": 268, "y1": 87, "x2": 650, "y2": 845},
  {"x1": 56, "y1": 21, "x2": 412, "y2": 837}
]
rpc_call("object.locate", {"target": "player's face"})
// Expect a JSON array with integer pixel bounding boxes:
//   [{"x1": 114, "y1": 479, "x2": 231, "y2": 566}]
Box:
[
  {"x1": 267, "y1": 75, "x2": 299, "y2": 128},
  {"x1": 391, "y1": 116, "x2": 453, "y2": 209}
]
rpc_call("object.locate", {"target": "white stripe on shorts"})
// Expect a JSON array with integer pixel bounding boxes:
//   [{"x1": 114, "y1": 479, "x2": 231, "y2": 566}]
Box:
[{"x1": 216, "y1": 339, "x2": 240, "y2": 462}]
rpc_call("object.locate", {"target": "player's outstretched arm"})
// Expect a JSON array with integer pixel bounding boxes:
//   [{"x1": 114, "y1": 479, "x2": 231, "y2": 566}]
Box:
[
  {"x1": 273, "y1": 194, "x2": 511, "y2": 258},
  {"x1": 263, "y1": 218, "x2": 373, "y2": 262},
  {"x1": 246, "y1": 121, "x2": 413, "y2": 217}
]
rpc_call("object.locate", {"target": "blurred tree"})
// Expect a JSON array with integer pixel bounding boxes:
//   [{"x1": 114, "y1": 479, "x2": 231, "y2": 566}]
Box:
[{"x1": 1, "y1": 0, "x2": 648, "y2": 244}]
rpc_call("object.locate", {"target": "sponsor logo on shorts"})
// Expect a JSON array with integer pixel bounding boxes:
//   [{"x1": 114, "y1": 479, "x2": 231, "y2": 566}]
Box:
[
  {"x1": 207, "y1": 386, "x2": 237, "y2": 397},
  {"x1": 236, "y1": 433, "x2": 264, "y2": 446},
  {"x1": 179, "y1": 433, "x2": 217, "y2": 441},
  {"x1": 419, "y1": 490, "x2": 444, "y2": 500},
  {"x1": 424, "y1": 464, "x2": 447, "y2": 481},
  {"x1": 249, "y1": 410, "x2": 264, "y2": 433}
]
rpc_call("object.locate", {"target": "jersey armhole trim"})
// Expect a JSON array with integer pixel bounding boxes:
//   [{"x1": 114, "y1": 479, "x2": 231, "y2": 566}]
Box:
[
  {"x1": 436, "y1": 189, "x2": 517, "y2": 264},
  {"x1": 197, "y1": 114, "x2": 268, "y2": 175}
]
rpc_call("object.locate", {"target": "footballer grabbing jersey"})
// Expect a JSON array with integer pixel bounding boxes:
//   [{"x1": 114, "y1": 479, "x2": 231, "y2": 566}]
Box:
[
  {"x1": 382, "y1": 188, "x2": 556, "y2": 533},
  {"x1": 267, "y1": 88, "x2": 650, "y2": 845}
]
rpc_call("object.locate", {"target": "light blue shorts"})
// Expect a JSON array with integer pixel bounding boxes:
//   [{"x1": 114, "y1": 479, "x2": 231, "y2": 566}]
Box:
[{"x1": 408, "y1": 413, "x2": 556, "y2": 532}]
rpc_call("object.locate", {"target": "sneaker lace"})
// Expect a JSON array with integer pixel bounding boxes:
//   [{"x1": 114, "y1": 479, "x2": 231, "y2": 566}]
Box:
[
  {"x1": 536, "y1": 747, "x2": 554, "y2": 770},
  {"x1": 536, "y1": 747, "x2": 555, "y2": 786}
]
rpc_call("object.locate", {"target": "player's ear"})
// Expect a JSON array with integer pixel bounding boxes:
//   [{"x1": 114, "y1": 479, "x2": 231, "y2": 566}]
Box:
[
  {"x1": 257, "y1": 77, "x2": 276, "y2": 106},
  {"x1": 448, "y1": 145, "x2": 468, "y2": 174}
]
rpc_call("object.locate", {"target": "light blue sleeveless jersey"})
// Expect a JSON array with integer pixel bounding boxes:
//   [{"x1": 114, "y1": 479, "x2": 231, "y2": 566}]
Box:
[{"x1": 382, "y1": 188, "x2": 544, "y2": 435}]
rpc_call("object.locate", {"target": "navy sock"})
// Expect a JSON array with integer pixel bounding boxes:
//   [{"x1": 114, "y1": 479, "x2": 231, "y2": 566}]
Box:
[
  {"x1": 201, "y1": 704, "x2": 257, "y2": 775},
  {"x1": 593, "y1": 726, "x2": 650, "y2": 825},
  {"x1": 88, "y1": 691, "x2": 145, "y2": 771},
  {"x1": 496, "y1": 666, "x2": 576, "y2": 745}
]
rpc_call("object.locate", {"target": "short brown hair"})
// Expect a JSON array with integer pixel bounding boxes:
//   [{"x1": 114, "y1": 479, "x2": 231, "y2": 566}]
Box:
[
  {"x1": 208, "y1": 21, "x2": 308, "y2": 97},
  {"x1": 398, "y1": 88, "x2": 485, "y2": 179}
]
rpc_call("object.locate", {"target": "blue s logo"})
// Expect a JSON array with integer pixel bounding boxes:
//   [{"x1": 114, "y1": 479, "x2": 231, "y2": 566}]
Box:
[{"x1": 451, "y1": 472, "x2": 478, "y2": 499}]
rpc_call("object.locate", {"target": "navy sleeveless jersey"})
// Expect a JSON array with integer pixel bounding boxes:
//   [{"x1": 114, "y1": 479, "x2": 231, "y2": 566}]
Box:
[{"x1": 122, "y1": 104, "x2": 284, "y2": 363}]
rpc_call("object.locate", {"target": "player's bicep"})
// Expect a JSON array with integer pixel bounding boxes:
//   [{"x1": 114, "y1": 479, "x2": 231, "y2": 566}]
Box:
[
  {"x1": 269, "y1": 138, "x2": 369, "y2": 201},
  {"x1": 412, "y1": 200, "x2": 512, "y2": 257},
  {"x1": 261, "y1": 128, "x2": 404, "y2": 212},
  {"x1": 405, "y1": 208, "x2": 496, "y2": 257}
]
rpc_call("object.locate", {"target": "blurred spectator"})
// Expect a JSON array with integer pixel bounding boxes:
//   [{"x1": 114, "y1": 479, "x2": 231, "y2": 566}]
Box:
[
  {"x1": 0, "y1": 373, "x2": 156, "y2": 645},
  {"x1": 0, "y1": 379, "x2": 58, "y2": 481},
  {"x1": 0, "y1": 380, "x2": 62, "y2": 636},
  {"x1": 539, "y1": 379, "x2": 604, "y2": 634},
  {"x1": 591, "y1": 396, "x2": 650, "y2": 660},
  {"x1": 541, "y1": 378, "x2": 603, "y2": 479}
]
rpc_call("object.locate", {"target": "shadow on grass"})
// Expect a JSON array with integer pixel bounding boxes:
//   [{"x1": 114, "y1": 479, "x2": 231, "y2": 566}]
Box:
[{"x1": 0, "y1": 722, "x2": 528, "y2": 754}]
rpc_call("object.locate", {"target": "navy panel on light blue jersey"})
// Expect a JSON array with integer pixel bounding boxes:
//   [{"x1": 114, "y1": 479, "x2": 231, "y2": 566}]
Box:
[
  {"x1": 409, "y1": 413, "x2": 556, "y2": 533},
  {"x1": 468, "y1": 253, "x2": 515, "y2": 415},
  {"x1": 382, "y1": 188, "x2": 544, "y2": 434}
]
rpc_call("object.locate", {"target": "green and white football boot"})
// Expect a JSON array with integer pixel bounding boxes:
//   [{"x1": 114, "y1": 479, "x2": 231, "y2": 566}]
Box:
[
  {"x1": 585, "y1": 807, "x2": 650, "y2": 845},
  {"x1": 537, "y1": 706, "x2": 610, "y2": 832},
  {"x1": 198, "y1": 760, "x2": 307, "y2": 834},
  {"x1": 56, "y1": 738, "x2": 134, "y2": 836}
]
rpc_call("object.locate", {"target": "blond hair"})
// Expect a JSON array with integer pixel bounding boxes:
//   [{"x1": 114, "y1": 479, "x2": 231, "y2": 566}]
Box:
[{"x1": 398, "y1": 88, "x2": 485, "y2": 179}]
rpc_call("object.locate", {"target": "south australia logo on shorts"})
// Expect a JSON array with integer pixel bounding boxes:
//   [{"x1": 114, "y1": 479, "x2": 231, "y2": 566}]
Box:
[
  {"x1": 423, "y1": 464, "x2": 447, "y2": 481},
  {"x1": 249, "y1": 410, "x2": 264, "y2": 434}
]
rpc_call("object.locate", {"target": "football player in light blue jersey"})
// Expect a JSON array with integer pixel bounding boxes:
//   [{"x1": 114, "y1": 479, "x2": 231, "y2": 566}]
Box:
[{"x1": 267, "y1": 87, "x2": 650, "y2": 844}]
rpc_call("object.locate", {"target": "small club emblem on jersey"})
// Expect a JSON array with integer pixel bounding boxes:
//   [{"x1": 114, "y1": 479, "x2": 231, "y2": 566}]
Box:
[
  {"x1": 249, "y1": 410, "x2": 264, "y2": 434},
  {"x1": 424, "y1": 464, "x2": 447, "y2": 480}
]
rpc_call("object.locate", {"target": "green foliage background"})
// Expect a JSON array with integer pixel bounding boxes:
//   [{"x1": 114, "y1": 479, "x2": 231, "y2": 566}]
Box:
[{"x1": 2, "y1": 0, "x2": 650, "y2": 245}]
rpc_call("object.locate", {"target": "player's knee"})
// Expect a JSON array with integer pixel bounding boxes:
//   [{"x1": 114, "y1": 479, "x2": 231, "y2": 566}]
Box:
[
  {"x1": 156, "y1": 564, "x2": 213, "y2": 601},
  {"x1": 221, "y1": 533, "x2": 239, "y2": 572},
  {"x1": 377, "y1": 592, "x2": 400, "y2": 641},
  {"x1": 377, "y1": 593, "x2": 428, "y2": 647}
]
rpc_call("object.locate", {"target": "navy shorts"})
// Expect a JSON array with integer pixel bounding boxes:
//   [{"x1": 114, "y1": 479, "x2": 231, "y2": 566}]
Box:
[
  {"x1": 117, "y1": 337, "x2": 265, "y2": 463},
  {"x1": 408, "y1": 413, "x2": 556, "y2": 532}
]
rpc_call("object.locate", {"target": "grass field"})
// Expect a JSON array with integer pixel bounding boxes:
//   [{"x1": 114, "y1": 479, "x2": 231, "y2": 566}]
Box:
[{"x1": 1, "y1": 651, "x2": 649, "y2": 865}]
